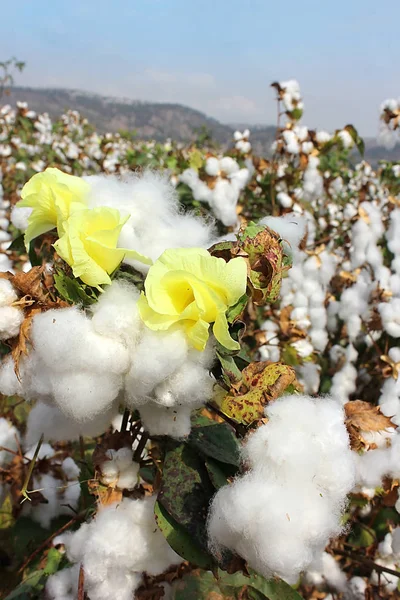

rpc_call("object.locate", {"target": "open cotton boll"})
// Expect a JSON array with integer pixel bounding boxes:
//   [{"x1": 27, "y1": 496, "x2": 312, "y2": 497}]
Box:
[
  {"x1": 100, "y1": 447, "x2": 139, "y2": 490},
  {"x1": 0, "y1": 278, "x2": 18, "y2": 306},
  {"x1": 0, "y1": 305, "x2": 24, "y2": 340},
  {"x1": 304, "y1": 552, "x2": 347, "y2": 591},
  {"x1": 10, "y1": 205, "x2": 32, "y2": 231},
  {"x1": 205, "y1": 157, "x2": 220, "y2": 176},
  {"x1": 85, "y1": 171, "x2": 215, "y2": 268},
  {"x1": 90, "y1": 280, "x2": 142, "y2": 344},
  {"x1": 0, "y1": 253, "x2": 13, "y2": 273},
  {"x1": 259, "y1": 213, "x2": 306, "y2": 254},
  {"x1": 0, "y1": 417, "x2": 20, "y2": 466},
  {"x1": 209, "y1": 394, "x2": 355, "y2": 583},
  {"x1": 24, "y1": 307, "x2": 129, "y2": 422},
  {"x1": 25, "y1": 401, "x2": 116, "y2": 447},
  {"x1": 46, "y1": 564, "x2": 79, "y2": 600},
  {"x1": 125, "y1": 328, "x2": 188, "y2": 407},
  {"x1": 58, "y1": 497, "x2": 182, "y2": 600},
  {"x1": 139, "y1": 403, "x2": 193, "y2": 438},
  {"x1": 22, "y1": 449, "x2": 81, "y2": 529}
]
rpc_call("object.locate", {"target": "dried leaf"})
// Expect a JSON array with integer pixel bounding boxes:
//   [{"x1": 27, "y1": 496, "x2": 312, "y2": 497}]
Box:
[
  {"x1": 345, "y1": 400, "x2": 396, "y2": 451},
  {"x1": 219, "y1": 362, "x2": 296, "y2": 425}
]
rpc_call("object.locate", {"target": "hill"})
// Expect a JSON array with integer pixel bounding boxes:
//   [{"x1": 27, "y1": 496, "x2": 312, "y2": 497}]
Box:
[{"x1": 5, "y1": 86, "x2": 400, "y2": 162}]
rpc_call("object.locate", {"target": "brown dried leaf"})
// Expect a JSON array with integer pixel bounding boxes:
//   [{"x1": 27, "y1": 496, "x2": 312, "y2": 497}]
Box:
[
  {"x1": 11, "y1": 307, "x2": 41, "y2": 379},
  {"x1": 345, "y1": 400, "x2": 396, "y2": 451},
  {"x1": 345, "y1": 400, "x2": 396, "y2": 432}
]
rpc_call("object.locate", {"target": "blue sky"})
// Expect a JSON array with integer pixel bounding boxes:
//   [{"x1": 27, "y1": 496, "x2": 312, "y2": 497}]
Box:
[{"x1": 0, "y1": 0, "x2": 399, "y2": 135}]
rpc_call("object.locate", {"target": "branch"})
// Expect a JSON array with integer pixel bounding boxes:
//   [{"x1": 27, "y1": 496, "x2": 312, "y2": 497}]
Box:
[{"x1": 332, "y1": 548, "x2": 400, "y2": 579}]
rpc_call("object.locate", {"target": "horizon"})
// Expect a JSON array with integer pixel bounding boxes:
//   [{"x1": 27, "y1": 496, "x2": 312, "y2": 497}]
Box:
[{"x1": 1, "y1": 0, "x2": 399, "y2": 136}]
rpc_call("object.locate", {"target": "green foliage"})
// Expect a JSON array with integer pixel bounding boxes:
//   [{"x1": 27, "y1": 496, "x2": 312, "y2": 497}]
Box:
[{"x1": 53, "y1": 271, "x2": 99, "y2": 306}]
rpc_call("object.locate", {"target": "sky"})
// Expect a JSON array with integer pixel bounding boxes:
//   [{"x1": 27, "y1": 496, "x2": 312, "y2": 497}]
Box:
[{"x1": 0, "y1": 0, "x2": 399, "y2": 136}]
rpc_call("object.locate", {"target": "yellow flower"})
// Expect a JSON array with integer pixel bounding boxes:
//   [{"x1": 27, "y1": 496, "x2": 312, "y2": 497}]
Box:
[
  {"x1": 137, "y1": 248, "x2": 247, "y2": 351},
  {"x1": 17, "y1": 168, "x2": 89, "y2": 248},
  {"x1": 54, "y1": 206, "x2": 152, "y2": 287}
]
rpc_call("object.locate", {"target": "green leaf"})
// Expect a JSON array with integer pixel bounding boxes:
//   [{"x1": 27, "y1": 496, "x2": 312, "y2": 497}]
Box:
[
  {"x1": 189, "y1": 423, "x2": 240, "y2": 466},
  {"x1": 172, "y1": 570, "x2": 223, "y2": 599},
  {"x1": 217, "y1": 569, "x2": 304, "y2": 600},
  {"x1": 226, "y1": 293, "x2": 248, "y2": 324},
  {"x1": 8, "y1": 234, "x2": 26, "y2": 254},
  {"x1": 53, "y1": 271, "x2": 97, "y2": 306},
  {"x1": 154, "y1": 501, "x2": 212, "y2": 569},
  {"x1": 158, "y1": 443, "x2": 214, "y2": 550},
  {"x1": 348, "y1": 523, "x2": 376, "y2": 548},
  {"x1": 4, "y1": 570, "x2": 45, "y2": 600},
  {"x1": 205, "y1": 457, "x2": 233, "y2": 489},
  {"x1": 188, "y1": 149, "x2": 204, "y2": 172},
  {"x1": 216, "y1": 351, "x2": 242, "y2": 385}
]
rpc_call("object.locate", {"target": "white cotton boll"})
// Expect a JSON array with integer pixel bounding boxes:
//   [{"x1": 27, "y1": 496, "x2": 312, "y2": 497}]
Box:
[
  {"x1": 209, "y1": 395, "x2": 354, "y2": 583},
  {"x1": 277, "y1": 192, "x2": 293, "y2": 208},
  {"x1": 0, "y1": 253, "x2": 13, "y2": 273},
  {"x1": 25, "y1": 401, "x2": 116, "y2": 447},
  {"x1": 100, "y1": 447, "x2": 139, "y2": 490},
  {"x1": 302, "y1": 141, "x2": 314, "y2": 154},
  {"x1": 345, "y1": 576, "x2": 367, "y2": 600},
  {"x1": 282, "y1": 130, "x2": 300, "y2": 154},
  {"x1": 316, "y1": 131, "x2": 332, "y2": 144},
  {"x1": 305, "y1": 552, "x2": 347, "y2": 591},
  {"x1": 62, "y1": 457, "x2": 81, "y2": 480},
  {"x1": 260, "y1": 213, "x2": 306, "y2": 254},
  {"x1": 370, "y1": 558, "x2": 398, "y2": 592},
  {"x1": 338, "y1": 130, "x2": 354, "y2": 149},
  {"x1": 10, "y1": 205, "x2": 32, "y2": 231},
  {"x1": 125, "y1": 328, "x2": 188, "y2": 407},
  {"x1": 219, "y1": 156, "x2": 239, "y2": 175},
  {"x1": 51, "y1": 371, "x2": 122, "y2": 423},
  {"x1": 0, "y1": 305, "x2": 24, "y2": 340},
  {"x1": 139, "y1": 403, "x2": 192, "y2": 438},
  {"x1": 205, "y1": 157, "x2": 220, "y2": 176},
  {"x1": 154, "y1": 358, "x2": 214, "y2": 409},
  {"x1": 62, "y1": 497, "x2": 181, "y2": 600},
  {"x1": 91, "y1": 280, "x2": 142, "y2": 345},
  {"x1": 0, "y1": 355, "x2": 23, "y2": 396},
  {"x1": 87, "y1": 172, "x2": 215, "y2": 267},
  {"x1": 31, "y1": 308, "x2": 130, "y2": 376},
  {"x1": 291, "y1": 339, "x2": 313, "y2": 357},
  {"x1": 297, "y1": 363, "x2": 321, "y2": 395},
  {"x1": 392, "y1": 527, "x2": 400, "y2": 556},
  {"x1": 309, "y1": 329, "x2": 328, "y2": 352},
  {"x1": 379, "y1": 299, "x2": 400, "y2": 337},
  {"x1": 0, "y1": 278, "x2": 18, "y2": 306},
  {"x1": 292, "y1": 291, "x2": 308, "y2": 308},
  {"x1": 209, "y1": 179, "x2": 240, "y2": 227},
  {"x1": 0, "y1": 418, "x2": 20, "y2": 466},
  {"x1": 46, "y1": 564, "x2": 80, "y2": 600}
]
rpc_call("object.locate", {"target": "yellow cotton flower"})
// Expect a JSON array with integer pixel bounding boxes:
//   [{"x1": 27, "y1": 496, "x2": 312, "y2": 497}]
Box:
[
  {"x1": 54, "y1": 206, "x2": 152, "y2": 287},
  {"x1": 17, "y1": 168, "x2": 89, "y2": 247},
  {"x1": 138, "y1": 248, "x2": 247, "y2": 351}
]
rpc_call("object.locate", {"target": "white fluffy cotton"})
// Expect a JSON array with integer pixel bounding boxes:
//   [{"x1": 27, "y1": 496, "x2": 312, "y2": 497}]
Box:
[
  {"x1": 99, "y1": 447, "x2": 139, "y2": 490},
  {"x1": 0, "y1": 417, "x2": 20, "y2": 466},
  {"x1": 46, "y1": 496, "x2": 182, "y2": 600},
  {"x1": 208, "y1": 394, "x2": 355, "y2": 584}
]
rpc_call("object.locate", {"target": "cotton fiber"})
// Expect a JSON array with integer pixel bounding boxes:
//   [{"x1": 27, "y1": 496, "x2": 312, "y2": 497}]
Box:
[{"x1": 208, "y1": 394, "x2": 355, "y2": 583}]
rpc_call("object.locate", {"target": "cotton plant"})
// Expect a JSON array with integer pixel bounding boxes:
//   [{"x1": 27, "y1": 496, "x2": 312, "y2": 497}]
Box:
[{"x1": 0, "y1": 85, "x2": 400, "y2": 600}]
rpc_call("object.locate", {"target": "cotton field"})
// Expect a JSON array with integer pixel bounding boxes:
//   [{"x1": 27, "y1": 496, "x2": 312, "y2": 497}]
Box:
[{"x1": 0, "y1": 80, "x2": 400, "y2": 600}]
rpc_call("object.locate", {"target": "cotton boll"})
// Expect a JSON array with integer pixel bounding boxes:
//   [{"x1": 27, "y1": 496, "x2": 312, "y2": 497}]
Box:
[
  {"x1": 219, "y1": 156, "x2": 239, "y2": 175},
  {"x1": 60, "y1": 497, "x2": 181, "y2": 600},
  {"x1": 0, "y1": 305, "x2": 24, "y2": 340},
  {"x1": 304, "y1": 552, "x2": 347, "y2": 591},
  {"x1": 100, "y1": 447, "x2": 139, "y2": 490},
  {"x1": 91, "y1": 280, "x2": 142, "y2": 345},
  {"x1": 291, "y1": 339, "x2": 313, "y2": 358},
  {"x1": 139, "y1": 403, "x2": 192, "y2": 438},
  {"x1": 31, "y1": 308, "x2": 130, "y2": 376},
  {"x1": 297, "y1": 363, "x2": 321, "y2": 395},
  {"x1": 51, "y1": 371, "x2": 122, "y2": 423},
  {"x1": 0, "y1": 418, "x2": 20, "y2": 466},
  {"x1": 277, "y1": 191, "x2": 293, "y2": 208},
  {"x1": 205, "y1": 157, "x2": 220, "y2": 176},
  {"x1": 154, "y1": 359, "x2": 214, "y2": 408},
  {"x1": 0, "y1": 253, "x2": 12, "y2": 273},
  {"x1": 10, "y1": 205, "x2": 32, "y2": 231},
  {"x1": 24, "y1": 401, "x2": 116, "y2": 447},
  {"x1": 209, "y1": 395, "x2": 355, "y2": 583},
  {"x1": 46, "y1": 564, "x2": 79, "y2": 600},
  {"x1": 125, "y1": 329, "x2": 188, "y2": 407},
  {"x1": 0, "y1": 278, "x2": 17, "y2": 306},
  {"x1": 260, "y1": 213, "x2": 306, "y2": 254},
  {"x1": 345, "y1": 576, "x2": 367, "y2": 600}
]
